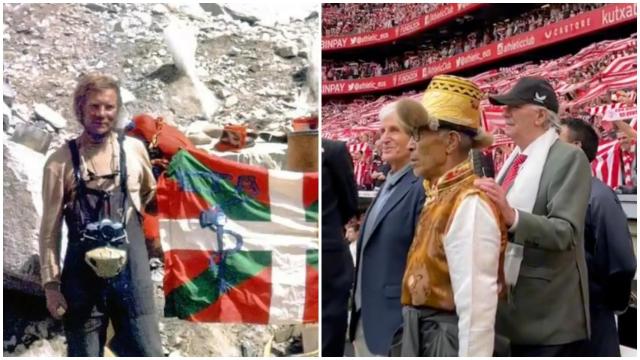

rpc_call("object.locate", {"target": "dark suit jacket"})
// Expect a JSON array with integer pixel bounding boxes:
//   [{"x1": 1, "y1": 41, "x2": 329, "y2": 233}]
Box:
[
  {"x1": 322, "y1": 139, "x2": 358, "y2": 251},
  {"x1": 496, "y1": 140, "x2": 592, "y2": 345},
  {"x1": 349, "y1": 167, "x2": 425, "y2": 355},
  {"x1": 583, "y1": 177, "x2": 636, "y2": 355},
  {"x1": 321, "y1": 139, "x2": 358, "y2": 355}
]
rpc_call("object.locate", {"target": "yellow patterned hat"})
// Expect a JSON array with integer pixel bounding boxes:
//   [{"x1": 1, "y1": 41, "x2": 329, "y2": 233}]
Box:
[{"x1": 397, "y1": 75, "x2": 493, "y2": 149}]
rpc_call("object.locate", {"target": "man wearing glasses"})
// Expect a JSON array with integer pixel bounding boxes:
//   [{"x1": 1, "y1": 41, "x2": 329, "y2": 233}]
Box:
[
  {"x1": 394, "y1": 75, "x2": 507, "y2": 356},
  {"x1": 475, "y1": 77, "x2": 592, "y2": 356}
]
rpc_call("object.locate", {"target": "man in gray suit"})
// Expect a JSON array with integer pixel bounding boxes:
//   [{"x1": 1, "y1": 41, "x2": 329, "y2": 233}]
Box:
[
  {"x1": 349, "y1": 102, "x2": 426, "y2": 356},
  {"x1": 475, "y1": 77, "x2": 591, "y2": 356}
]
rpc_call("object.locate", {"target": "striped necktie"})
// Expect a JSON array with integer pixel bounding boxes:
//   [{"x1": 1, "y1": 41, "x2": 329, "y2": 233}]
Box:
[{"x1": 501, "y1": 154, "x2": 528, "y2": 191}]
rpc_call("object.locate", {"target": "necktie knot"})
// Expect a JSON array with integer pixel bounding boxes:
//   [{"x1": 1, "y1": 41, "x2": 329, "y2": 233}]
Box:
[{"x1": 513, "y1": 154, "x2": 528, "y2": 168}]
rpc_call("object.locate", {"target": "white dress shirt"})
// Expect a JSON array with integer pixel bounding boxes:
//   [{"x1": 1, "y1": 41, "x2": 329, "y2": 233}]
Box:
[{"x1": 444, "y1": 194, "x2": 501, "y2": 356}]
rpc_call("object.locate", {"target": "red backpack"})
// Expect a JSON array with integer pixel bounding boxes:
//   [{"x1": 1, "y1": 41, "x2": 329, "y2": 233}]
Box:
[{"x1": 126, "y1": 113, "x2": 195, "y2": 159}]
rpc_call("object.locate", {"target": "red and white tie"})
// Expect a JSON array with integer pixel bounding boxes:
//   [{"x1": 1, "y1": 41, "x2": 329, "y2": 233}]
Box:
[{"x1": 501, "y1": 154, "x2": 528, "y2": 191}]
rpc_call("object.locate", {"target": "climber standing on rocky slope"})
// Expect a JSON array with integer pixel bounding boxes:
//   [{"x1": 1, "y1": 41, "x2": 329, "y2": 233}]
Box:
[{"x1": 38, "y1": 73, "x2": 163, "y2": 356}]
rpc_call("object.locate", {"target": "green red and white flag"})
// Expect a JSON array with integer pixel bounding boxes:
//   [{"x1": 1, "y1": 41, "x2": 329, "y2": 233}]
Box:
[{"x1": 157, "y1": 148, "x2": 318, "y2": 324}]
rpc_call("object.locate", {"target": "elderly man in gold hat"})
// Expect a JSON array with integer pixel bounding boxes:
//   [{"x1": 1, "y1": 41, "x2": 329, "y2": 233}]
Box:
[{"x1": 394, "y1": 75, "x2": 508, "y2": 356}]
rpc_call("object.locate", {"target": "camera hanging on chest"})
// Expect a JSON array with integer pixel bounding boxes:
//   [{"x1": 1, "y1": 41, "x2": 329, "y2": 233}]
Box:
[{"x1": 67, "y1": 132, "x2": 130, "y2": 279}]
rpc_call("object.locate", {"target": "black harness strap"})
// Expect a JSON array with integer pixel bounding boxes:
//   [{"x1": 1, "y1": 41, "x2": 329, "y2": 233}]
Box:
[
  {"x1": 67, "y1": 133, "x2": 129, "y2": 229},
  {"x1": 117, "y1": 131, "x2": 128, "y2": 227},
  {"x1": 68, "y1": 139, "x2": 90, "y2": 228}
]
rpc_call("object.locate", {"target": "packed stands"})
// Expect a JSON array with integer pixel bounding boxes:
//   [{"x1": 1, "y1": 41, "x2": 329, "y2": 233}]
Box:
[
  {"x1": 323, "y1": 3, "x2": 604, "y2": 81},
  {"x1": 322, "y1": 4, "x2": 438, "y2": 36},
  {"x1": 323, "y1": 35, "x2": 637, "y2": 191}
]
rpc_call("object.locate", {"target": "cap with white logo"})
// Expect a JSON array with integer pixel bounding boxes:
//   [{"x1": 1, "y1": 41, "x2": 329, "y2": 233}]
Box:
[{"x1": 489, "y1": 76, "x2": 559, "y2": 113}]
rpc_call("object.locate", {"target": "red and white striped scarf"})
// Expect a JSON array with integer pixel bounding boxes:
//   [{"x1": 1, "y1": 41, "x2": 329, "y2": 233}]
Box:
[
  {"x1": 592, "y1": 140, "x2": 623, "y2": 189},
  {"x1": 353, "y1": 159, "x2": 372, "y2": 188},
  {"x1": 602, "y1": 54, "x2": 637, "y2": 76},
  {"x1": 622, "y1": 146, "x2": 635, "y2": 186},
  {"x1": 588, "y1": 102, "x2": 626, "y2": 116}
]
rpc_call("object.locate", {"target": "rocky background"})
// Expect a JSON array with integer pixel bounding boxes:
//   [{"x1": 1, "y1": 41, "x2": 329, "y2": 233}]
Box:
[{"x1": 3, "y1": 3, "x2": 319, "y2": 357}]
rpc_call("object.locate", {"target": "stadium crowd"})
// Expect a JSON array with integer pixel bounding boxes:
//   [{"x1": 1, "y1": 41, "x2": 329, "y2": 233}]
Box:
[
  {"x1": 322, "y1": 3, "x2": 438, "y2": 36},
  {"x1": 326, "y1": 88, "x2": 636, "y2": 191},
  {"x1": 322, "y1": 3, "x2": 604, "y2": 81},
  {"x1": 323, "y1": 36, "x2": 636, "y2": 192}
]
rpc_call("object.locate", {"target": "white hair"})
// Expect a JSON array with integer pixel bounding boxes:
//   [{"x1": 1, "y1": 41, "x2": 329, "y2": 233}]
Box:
[
  {"x1": 531, "y1": 104, "x2": 559, "y2": 130},
  {"x1": 379, "y1": 101, "x2": 397, "y2": 122},
  {"x1": 546, "y1": 108, "x2": 560, "y2": 129}
]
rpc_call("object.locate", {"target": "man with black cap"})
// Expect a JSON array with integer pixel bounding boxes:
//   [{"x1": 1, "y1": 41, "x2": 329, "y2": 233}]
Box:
[{"x1": 475, "y1": 77, "x2": 592, "y2": 356}]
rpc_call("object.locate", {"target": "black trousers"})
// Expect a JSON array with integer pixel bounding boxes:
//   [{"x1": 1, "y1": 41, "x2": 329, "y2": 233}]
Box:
[
  {"x1": 62, "y1": 266, "x2": 163, "y2": 357},
  {"x1": 321, "y1": 247, "x2": 354, "y2": 356},
  {"x1": 511, "y1": 339, "x2": 588, "y2": 357},
  {"x1": 65, "y1": 311, "x2": 162, "y2": 357},
  {"x1": 61, "y1": 229, "x2": 162, "y2": 356}
]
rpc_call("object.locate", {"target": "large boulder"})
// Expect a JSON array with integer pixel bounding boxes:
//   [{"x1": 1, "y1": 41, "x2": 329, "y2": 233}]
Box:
[{"x1": 3, "y1": 139, "x2": 46, "y2": 294}]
